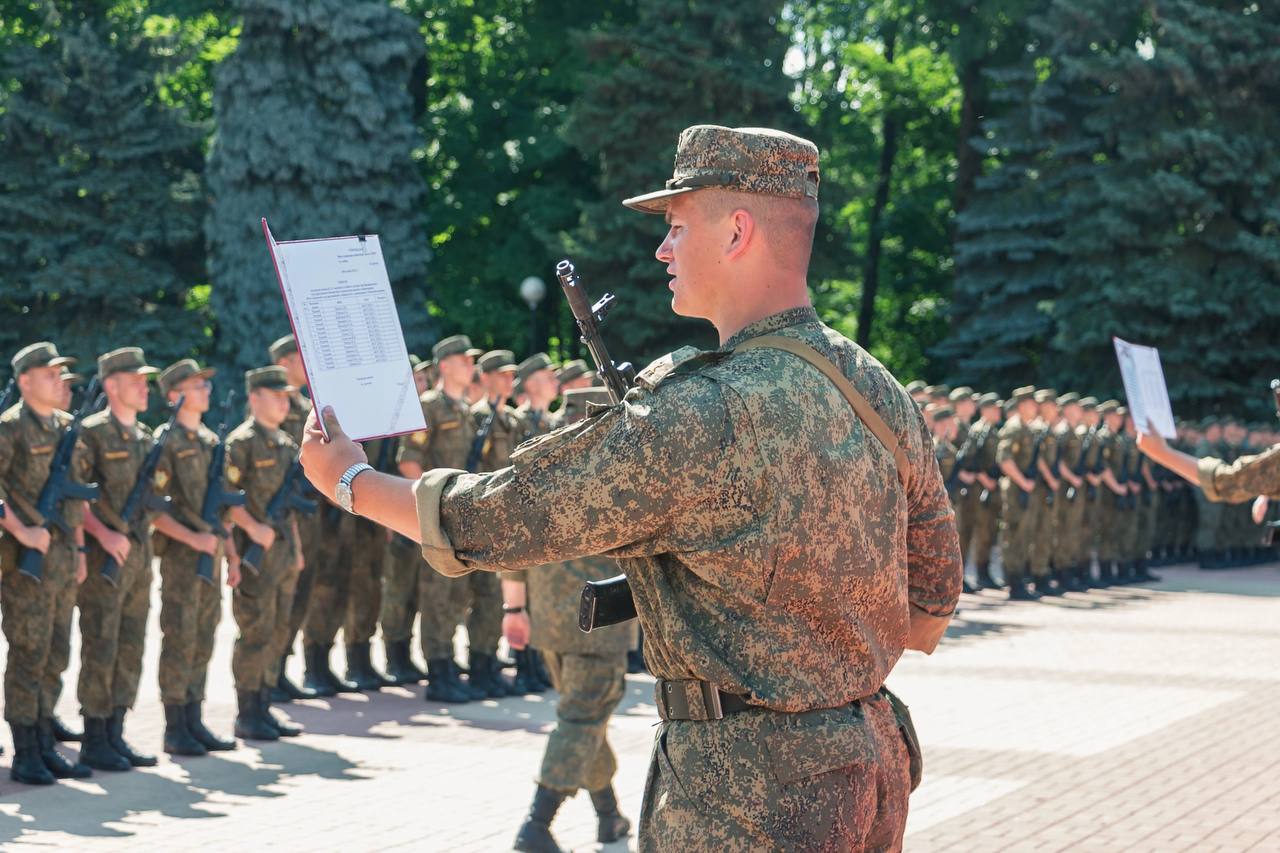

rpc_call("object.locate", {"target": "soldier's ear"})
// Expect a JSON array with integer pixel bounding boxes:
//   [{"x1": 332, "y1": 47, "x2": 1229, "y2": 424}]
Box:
[{"x1": 725, "y1": 208, "x2": 755, "y2": 260}]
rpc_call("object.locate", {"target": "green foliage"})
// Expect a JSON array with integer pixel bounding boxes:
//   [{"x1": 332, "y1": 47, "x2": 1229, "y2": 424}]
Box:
[
  {"x1": 0, "y1": 2, "x2": 206, "y2": 371},
  {"x1": 206, "y1": 0, "x2": 432, "y2": 376}
]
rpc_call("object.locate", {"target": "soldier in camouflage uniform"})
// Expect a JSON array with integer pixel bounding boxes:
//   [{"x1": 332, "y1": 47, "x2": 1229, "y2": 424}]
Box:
[
  {"x1": 73, "y1": 348, "x2": 162, "y2": 771},
  {"x1": 0, "y1": 343, "x2": 92, "y2": 785},
  {"x1": 1138, "y1": 414, "x2": 1280, "y2": 504},
  {"x1": 1049, "y1": 393, "x2": 1087, "y2": 591},
  {"x1": 1027, "y1": 389, "x2": 1061, "y2": 596},
  {"x1": 963, "y1": 393, "x2": 1003, "y2": 589},
  {"x1": 1093, "y1": 401, "x2": 1131, "y2": 585},
  {"x1": 301, "y1": 124, "x2": 963, "y2": 851},
  {"x1": 998, "y1": 387, "x2": 1041, "y2": 599},
  {"x1": 226, "y1": 367, "x2": 306, "y2": 740},
  {"x1": 397, "y1": 335, "x2": 482, "y2": 703},
  {"x1": 150, "y1": 359, "x2": 240, "y2": 756},
  {"x1": 504, "y1": 388, "x2": 634, "y2": 853}
]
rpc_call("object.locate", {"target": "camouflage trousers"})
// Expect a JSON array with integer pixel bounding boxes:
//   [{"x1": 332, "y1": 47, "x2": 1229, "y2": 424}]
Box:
[
  {"x1": 286, "y1": 510, "x2": 328, "y2": 650},
  {"x1": 1, "y1": 537, "x2": 76, "y2": 725},
  {"x1": 954, "y1": 488, "x2": 978, "y2": 565},
  {"x1": 305, "y1": 514, "x2": 383, "y2": 646},
  {"x1": 466, "y1": 571, "x2": 503, "y2": 655},
  {"x1": 538, "y1": 650, "x2": 627, "y2": 794},
  {"x1": 345, "y1": 533, "x2": 383, "y2": 644},
  {"x1": 419, "y1": 567, "x2": 468, "y2": 661},
  {"x1": 1055, "y1": 489, "x2": 1088, "y2": 570},
  {"x1": 231, "y1": 533, "x2": 298, "y2": 691},
  {"x1": 158, "y1": 543, "x2": 223, "y2": 706},
  {"x1": 639, "y1": 693, "x2": 909, "y2": 852},
  {"x1": 1030, "y1": 485, "x2": 1058, "y2": 575},
  {"x1": 969, "y1": 489, "x2": 1000, "y2": 569},
  {"x1": 1194, "y1": 490, "x2": 1222, "y2": 552},
  {"x1": 998, "y1": 480, "x2": 1035, "y2": 581},
  {"x1": 77, "y1": 539, "x2": 153, "y2": 717},
  {"x1": 380, "y1": 536, "x2": 421, "y2": 643}
]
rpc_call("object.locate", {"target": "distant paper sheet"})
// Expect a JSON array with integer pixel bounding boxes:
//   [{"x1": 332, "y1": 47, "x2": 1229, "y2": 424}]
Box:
[
  {"x1": 263, "y1": 219, "x2": 425, "y2": 442},
  {"x1": 1113, "y1": 337, "x2": 1176, "y2": 438}
]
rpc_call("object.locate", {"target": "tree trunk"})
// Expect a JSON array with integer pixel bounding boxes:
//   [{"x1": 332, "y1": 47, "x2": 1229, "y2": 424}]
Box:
[
  {"x1": 953, "y1": 60, "x2": 984, "y2": 216},
  {"x1": 857, "y1": 28, "x2": 900, "y2": 349}
]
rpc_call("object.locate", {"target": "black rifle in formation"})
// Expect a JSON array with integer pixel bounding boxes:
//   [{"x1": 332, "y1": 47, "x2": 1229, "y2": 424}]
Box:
[
  {"x1": 556, "y1": 259, "x2": 638, "y2": 633},
  {"x1": 0, "y1": 377, "x2": 15, "y2": 414},
  {"x1": 100, "y1": 395, "x2": 185, "y2": 585},
  {"x1": 1115, "y1": 443, "x2": 1135, "y2": 510},
  {"x1": 974, "y1": 427, "x2": 998, "y2": 506},
  {"x1": 196, "y1": 390, "x2": 247, "y2": 584},
  {"x1": 1018, "y1": 432, "x2": 1047, "y2": 510},
  {"x1": 239, "y1": 457, "x2": 317, "y2": 574},
  {"x1": 1067, "y1": 429, "x2": 1093, "y2": 502},
  {"x1": 17, "y1": 378, "x2": 105, "y2": 580},
  {"x1": 465, "y1": 405, "x2": 498, "y2": 474}
]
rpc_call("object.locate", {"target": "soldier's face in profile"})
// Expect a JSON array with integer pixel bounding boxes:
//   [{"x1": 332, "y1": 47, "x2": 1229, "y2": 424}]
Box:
[
  {"x1": 174, "y1": 376, "x2": 212, "y2": 415},
  {"x1": 657, "y1": 194, "x2": 723, "y2": 320},
  {"x1": 277, "y1": 352, "x2": 306, "y2": 387},
  {"x1": 106, "y1": 371, "x2": 150, "y2": 414},
  {"x1": 483, "y1": 370, "x2": 515, "y2": 401},
  {"x1": 249, "y1": 387, "x2": 290, "y2": 427},
  {"x1": 438, "y1": 353, "x2": 474, "y2": 387},
  {"x1": 19, "y1": 365, "x2": 63, "y2": 409}
]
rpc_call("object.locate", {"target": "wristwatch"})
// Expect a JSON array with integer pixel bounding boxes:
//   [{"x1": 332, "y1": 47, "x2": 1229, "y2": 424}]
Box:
[
  {"x1": 335, "y1": 462, "x2": 373, "y2": 514},
  {"x1": 502, "y1": 605, "x2": 525, "y2": 614}
]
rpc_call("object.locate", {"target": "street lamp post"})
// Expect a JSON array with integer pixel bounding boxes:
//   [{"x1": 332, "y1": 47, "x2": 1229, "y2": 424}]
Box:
[{"x1": 520, "y1": 275, "x2": 546, "y2": 356}]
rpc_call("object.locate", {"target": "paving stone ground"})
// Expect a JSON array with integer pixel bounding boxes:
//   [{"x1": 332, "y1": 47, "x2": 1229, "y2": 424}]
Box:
[{"x1": 0, "y1": 561, "x2": 1276, "y2": 852}]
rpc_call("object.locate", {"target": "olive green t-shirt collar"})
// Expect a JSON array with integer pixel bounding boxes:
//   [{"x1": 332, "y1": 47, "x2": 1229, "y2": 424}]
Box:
[{"x1": 721, "y1": 305, "x2": 820, "y2": 352}]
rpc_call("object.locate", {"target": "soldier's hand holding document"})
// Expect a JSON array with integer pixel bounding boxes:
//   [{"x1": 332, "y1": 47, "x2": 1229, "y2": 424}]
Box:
[
  {"x1": 1113, "y1": 336, "x2": 1176, "y2": 438},
  {"x1": 262, "y1": 219, "x2": 426, "y2": 441}
]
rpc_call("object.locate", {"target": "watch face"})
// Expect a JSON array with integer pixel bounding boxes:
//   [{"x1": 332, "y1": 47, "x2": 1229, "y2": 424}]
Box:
[{"x1": 337, "y1": 483, "x2": 353, "y2": 512}]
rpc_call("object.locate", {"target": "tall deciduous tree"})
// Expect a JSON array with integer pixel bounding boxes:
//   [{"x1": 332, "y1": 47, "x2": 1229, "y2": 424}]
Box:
[{"x1": 206, "y1": 0, "x2": 431, "y2": 374}]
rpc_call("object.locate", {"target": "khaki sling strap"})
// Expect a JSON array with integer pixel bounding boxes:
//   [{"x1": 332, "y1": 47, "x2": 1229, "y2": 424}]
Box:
[{"x1": 735, "y1": 335, "x2": 909, "y2": 489}]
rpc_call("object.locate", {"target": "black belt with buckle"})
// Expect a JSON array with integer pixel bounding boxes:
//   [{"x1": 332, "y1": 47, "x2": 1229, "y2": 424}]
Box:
[{"x1": 655, "y1": 679, "x2": 754, "y2": 722}]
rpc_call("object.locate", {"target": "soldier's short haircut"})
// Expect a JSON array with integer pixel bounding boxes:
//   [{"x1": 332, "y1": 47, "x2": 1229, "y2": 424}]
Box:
[{"x1": 696, "y1": 189, "x2": 819, "y2": 274}]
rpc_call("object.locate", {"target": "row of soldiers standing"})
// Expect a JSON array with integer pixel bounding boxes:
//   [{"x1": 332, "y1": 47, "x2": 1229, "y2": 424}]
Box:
[{"x1": 917, "y1": 382, "x2": 1277, "y2": 601}]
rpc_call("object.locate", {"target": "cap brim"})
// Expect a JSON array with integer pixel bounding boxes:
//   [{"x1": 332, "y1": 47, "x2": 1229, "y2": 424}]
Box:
[
  {"x1": 621, "y1": 186, "x2": 704, "y2": 214},
  {"x1": 48, "y1": 356, "x2": 76, "y2": 368},
  {"x1": 61, "y1": 372, "x2": 84, "y2": 383},
  {"x1": 465, "y1": 348, "x2": 484, "y2": 357}
]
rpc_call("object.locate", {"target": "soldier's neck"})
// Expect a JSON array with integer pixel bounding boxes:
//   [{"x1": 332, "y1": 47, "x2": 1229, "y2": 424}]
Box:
[
  {"x1": 177, "y1": 409, "x2": 203, "y2": 431},
  {"x1": 108, "y1": 401, "x2": 137, "y2": 427},
  {"x1": 712, "y1": 282, "x2": 812, "y2": 347},
  {"x1": 23, "y1": 397, "x2": 54, "y2": 419}
]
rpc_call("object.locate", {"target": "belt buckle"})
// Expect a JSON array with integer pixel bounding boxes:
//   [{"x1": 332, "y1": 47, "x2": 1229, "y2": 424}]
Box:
[{"x1": 657, "y1": 680, "x2": 724, "y2": 722}]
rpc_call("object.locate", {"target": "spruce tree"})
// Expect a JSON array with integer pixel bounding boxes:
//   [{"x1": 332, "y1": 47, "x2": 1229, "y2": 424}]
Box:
[
  {"x1": 0, "y1": 5, "x2": 205, "y2": 368},
  {"x1": 568, "y1": 0, "x2": 795, "y2": 362},
  {"x1": 206, "y1": 0, "x2": 431, "y2": 373}
]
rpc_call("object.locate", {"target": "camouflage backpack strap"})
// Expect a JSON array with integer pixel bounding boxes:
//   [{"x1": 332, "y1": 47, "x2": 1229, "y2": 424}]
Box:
[{"x1": 735, "y1": 335, "x2": 909, "y2": 489}]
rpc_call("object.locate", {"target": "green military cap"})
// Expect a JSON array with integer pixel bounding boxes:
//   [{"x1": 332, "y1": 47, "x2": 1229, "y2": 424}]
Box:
[
  {"x1": 412, "y1": 358, "x2": 434, "y2": 375},
  {"x1": 561, "y1": 386, "x2": 613, "y2": 424},
  {"x1": 98, "y1": 347, "x2": 159, "y2": 380},
  {"x1": 948, "y1": 386, "x2": 974, "y2": 402},
  {"x1": 623, "y1": 125, "x2": 820, "y2": 214},
  {"x1": 432, "y1": 335, "x2": 474, "y2": 363},
  {"x1": 1057, "y1": 392, "x2": 1081, "y2": 406},
  {"x1": 1116, "y1": 405, "x2": 1129, "y2": 416},
  {"x1": 1199, "y1": 416, "x2": 1218, "y2": 428},
  {"x1": 923, "y1": 384, "x2": 950, "y2": 397},
  {"x1": 1033, "y1": 388, "x2": 1058, "y2": 403},
  {"x1": 1097, "y1": 399, "x2": 1120, "y2": 414},
  {"x1": 408, "y1": 353, "x2": 421, "y2": 367},
  {"x1": 976, "y1": 392, "x2": 1000, "y2": 407},
  {"x1": 60, "y1": 368, "x2": 83, "y2": 384},
  {"x1": 1010, "y1": 386, "x2": 1037, "y2": 404},
  {"x1": 478, "y1": 350, "x2": 518, "y2": 373},
  {"x1": 557, "y1": 359, "x2": 591, "y2": 384},
  {"x1": 12, "y1": 342, "x2": 76, "y2": 375},
  {"x1": 928, "y1": 404, "x2": 955, "y2": 421},
  {"x1": 158, "y1": 358, "x2": 216, "y2": 395},
  {"x1": 517, "y1": 353, "x2": 554, "y2": 382},
  {"x1": 244, "y1": 365, "x2": 294, "y2": 394},
  {"x1": 1078, "y1": 396, "x2": 1099, "y2": 410},
  {"x1": 268, "y1": 334, "x2": 297, "y2": 362},
  {"x1": 905, "y1": 380, "x2": 927, "y2": 394}
]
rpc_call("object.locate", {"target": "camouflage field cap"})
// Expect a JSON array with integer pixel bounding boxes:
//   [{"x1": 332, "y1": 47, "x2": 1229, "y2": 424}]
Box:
[
  {"x1": 517, "y1": 353, "x2": 554, "y2": 383},
  {"x1": 622, "y1": 125, "x2": 820, "y2": 214},
  {"x1": 12, "y1": 342, "x2": 76, "y2": 375},
  {"x1": 948, "y1": 386, "x2": 974, "y2": 402},
  {"x1": 245, "y1": 366, "x2": 295, "y2": 395},
  {"x1": 268, "y1": 334, "x2": 298, "y2": 362},
  {"x1": 561, "y1": 387, "x2": 612, "y2": 424},
  {"x1": 929, "y1": 404, "x2": 955, "y2": 421},
  {"x1": 1057, "y1": 392, "x2": 1081, "y2": 406},
  {"x1": 1098, "y1": 399, "x2": 1121, "y2": 415},
  {"x1": 478, "y1": 350, "x2": 517, "y2": 373},
  {"x1": 1078, "y1": 396, "x2": 1099, "y2": 410},
  {"x1": 1033, "y1": 388, "x2": 1058, "y2": 404},
  {"x1": 905, "y1": 380, "x2": 927, "y2": 394},
  {"x1": 976, "y1": 392, "x2": 1001, "y2": 407},
  {"x1": 557, "y1": 359, "x2": 591, "y2": 384},
  {"x1": 1010, "y1": 386, "x2": 1037, "y2": 404},
  {"x1": 433, "y1": 335, "x2": 474, "y2": 363},
  {"x1": 159, "y1": 359, "x2": 216, "y2": 396},
  {"x1": 98, "y1": 347, "x2": 159, "y2": 380}
]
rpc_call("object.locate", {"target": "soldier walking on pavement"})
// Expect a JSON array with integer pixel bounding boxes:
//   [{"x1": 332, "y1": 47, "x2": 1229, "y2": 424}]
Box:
[
  {"x1": 300, "y1": 124, "x2": 962, "y2": 851},
  {"x1": 0, "y1": 343, "x2": 92, "y2": 785}
]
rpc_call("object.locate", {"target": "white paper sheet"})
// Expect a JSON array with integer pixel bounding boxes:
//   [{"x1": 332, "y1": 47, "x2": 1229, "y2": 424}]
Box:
[
  {"x1": 1112, "y1": 336, "x2": 1176, "y2": 438},
  {"x1": 263, "y1": 219, "x2": 425, "y2": 442}
]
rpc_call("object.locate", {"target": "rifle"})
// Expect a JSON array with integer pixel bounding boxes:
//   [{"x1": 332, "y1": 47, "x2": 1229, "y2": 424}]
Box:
[
  {"x1": 0, "y1": 377, "x2": 15, "y2": 414},
  {"x1": 465, "y1": 404, "x2": 499, "y2": 473},
  {"x1": 1089, "y1": 428, "x2": 1107, "y2": 501},
  {"x1": 1017, "y1": 431, "x2": 1046, "y2": 510},
  {"x1": 17, "y1": 378, "x2": 105, "y2": 580},
  {"x1": 1067, "y1": 429, "x2": 1092, "y2": 502},
  {"x1": 196, "y1": 390, "x2": 247, "y2": 584},
  {"x1": 556, "y1": 259, "x2": 638, "y2": 632},
  {"x1": 1116, "y1": 444, "x2": 1133, "y2": 510},
  {"x1": 239, "y1": 457, "x2": 317, "y2": 574},
  {"x1": 99, "y1": 395, "x2": 184, "y2": 585}
]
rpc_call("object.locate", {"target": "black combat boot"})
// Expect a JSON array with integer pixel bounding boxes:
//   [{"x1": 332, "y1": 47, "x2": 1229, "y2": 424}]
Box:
[
  {"x1": 80, "y1": 716, "x2": 131, "y2": 771},
  {"x1": 260, "y1": 688, "x2": 302, "y2": 737},
  {"x1": 425, "y1": 658, "x2": 470, "y2": 703},
  {"x1": 50, "y1": 713, "x2": 81, "y2": 742},
  {"x1": 1133, "y1": 559, "x2": 1160, "y2": 583},
  {"x1": 467, "y1": 652, "x2": 508, "y2": 699},
  {"x1": 589, "y1": 786, "x2": 632, "y2": 843},
  {"x1": 185, "y1": 701, "x2": 236, "y2": 751},
  {"x1": 975, "y1": 564, "x2": 998, "y2": 590},
  {"x1": 9, "y1": 723, "x2": 54, "y2": 785},
  {"x1": 511, "y1": 649, "x2": 542, "y2": 695},
  {"x1": 234, "y1": 690, "x2": 278, "y2": 741},
  {"x1": 1033, "y1": 576, "x2": 1059, "y2": 597},
  {"x1": 163, "y1": 704, "x2": 207, "y2": 757},
  {"x1": 344, "y1": 642, "x2": 388, "y2": 692},
  {"x1": 36, "y1": 717, "x2": 92, "y2": 779},
  {"x1": 1007, "y1": 577, "x2": 1040, "y2": 601},
  {"x1": 307, "y1": 643, "x2": 360, "y2": 695},
  {"x1": 108, "y1": 707, "x2": 157, "y2": 767},
  {"x1": 529, "y1": 648, "x2": 554, "y2": 691},
  {"x1": 513, "y1": 784, "x2": 568, "y2": 853},
  {"x1": 451, "y1": 659, "x2": 487, "y2": 700},
  {"x1": 384, "y1": 639, "x2": 426, "y2": 685},
  {"x1": 277, "y1": 653, "x2": 317, "y2": 701}
]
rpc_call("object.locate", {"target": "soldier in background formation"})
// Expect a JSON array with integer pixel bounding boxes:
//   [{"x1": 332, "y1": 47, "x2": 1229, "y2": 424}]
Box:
[{"x1": 918, "y1": 382, "x2": 1280, "y2": 601}]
